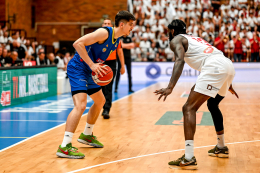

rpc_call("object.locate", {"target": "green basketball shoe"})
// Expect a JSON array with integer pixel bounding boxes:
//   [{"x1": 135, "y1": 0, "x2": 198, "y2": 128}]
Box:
[
  {"x1": 208, "y1": 145, "x2": 229, "y2": 158},
  {"x1": 56, "y1": 143, "x2": 85, "y2": 159},
  {"x1": 77, "y1": 133, "x2": 104, "y2": 148},
  {"x1": 168, "y1": 154, "x2": 198, "y2": 170}
]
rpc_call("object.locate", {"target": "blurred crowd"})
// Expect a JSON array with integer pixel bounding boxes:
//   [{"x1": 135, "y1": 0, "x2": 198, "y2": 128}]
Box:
[
  {"x1": 129, "y1": 0, "x2": 260, "y2": 62},
  {"x1": 0, "y1": 25, "x2": 71, "y2": 71}
]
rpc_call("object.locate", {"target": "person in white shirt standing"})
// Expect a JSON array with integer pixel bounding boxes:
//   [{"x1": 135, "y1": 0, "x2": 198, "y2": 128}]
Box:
[{"x1": 155, "y1": 19, "x2": 238, "y2": 170}]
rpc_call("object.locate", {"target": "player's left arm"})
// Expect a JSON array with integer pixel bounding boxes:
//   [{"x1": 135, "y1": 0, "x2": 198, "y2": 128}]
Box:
[
  {"x1": 154, "y1": 36, "x2": 186, "y2": 101},
  {"x1": 117, "y1": 40, "x2": 125, "y2": 74}
]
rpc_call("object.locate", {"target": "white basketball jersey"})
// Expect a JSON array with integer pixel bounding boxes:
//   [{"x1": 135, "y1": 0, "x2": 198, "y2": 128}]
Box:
[{"x1": 179, "y1": 34, "x2": 224, "y2": 71}]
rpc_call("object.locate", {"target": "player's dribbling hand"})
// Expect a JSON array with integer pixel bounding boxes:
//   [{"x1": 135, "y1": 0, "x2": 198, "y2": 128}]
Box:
[
  {"x1": 228, "y1": 84, "x2": 239, "y2": 99},
  {"x1": 90, "y1": 63, "x2": 107, "y2": 77},
  {"x1": 154, "y1": 88, "x2": 173, "y2": 101}
]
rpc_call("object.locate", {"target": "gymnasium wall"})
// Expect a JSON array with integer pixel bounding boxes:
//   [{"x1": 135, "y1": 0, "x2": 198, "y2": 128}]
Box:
[
  {"x1": 0, "y1": 0, "x2": 5, "y2": 21},
  {"x1": 5, "y1": 0, "x2": 35, "y2": 38},
  {"x1": 3, "y1": 0, "x2": 127, "y2": 44},
  {"x1": 34, "y1": 0, "x2": 127, "y2": 45}
]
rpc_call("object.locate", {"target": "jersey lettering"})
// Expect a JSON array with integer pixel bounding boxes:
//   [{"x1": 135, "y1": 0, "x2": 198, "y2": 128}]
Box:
[{"x1": 191, "y1": 37, "x2": 212, "y2": 47}]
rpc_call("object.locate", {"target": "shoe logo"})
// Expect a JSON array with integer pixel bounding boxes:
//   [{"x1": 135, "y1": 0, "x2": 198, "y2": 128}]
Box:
[
  {"x1": 59, "y1": 147, "x2": 69, "y2": 155},
  {"x1": 217, "y1": 138, "x2": 220, "y2": 140},
  {"x1": 84, "y1": 137, "x2": 92, "y2": 143},
  {"x1": 215, "y1": 150, "x2": 220, "y2": 154},
  {"x1": 186, "y1": 144, "x2": 191, "y2": 146},
  {"x1": 179, "y1": 160, "x2": 194, "y2": 167},
  {"x1": 65, "y1": 135, "x2": 70, "y2": 137}
]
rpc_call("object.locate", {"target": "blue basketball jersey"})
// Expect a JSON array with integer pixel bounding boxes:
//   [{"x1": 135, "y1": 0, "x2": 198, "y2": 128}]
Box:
[{"x1": 73, "y1": 27, "x2": 121, "y2": 72}]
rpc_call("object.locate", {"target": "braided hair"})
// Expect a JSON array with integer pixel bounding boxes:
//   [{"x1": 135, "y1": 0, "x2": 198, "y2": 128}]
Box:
[{"x1": 168, "y1": 19, "x2": 187, "y2": 40}]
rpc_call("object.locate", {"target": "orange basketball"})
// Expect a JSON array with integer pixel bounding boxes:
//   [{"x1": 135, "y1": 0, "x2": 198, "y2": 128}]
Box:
[{"x1": 91, "y1": 64, "x2": 113, "y2": 86}]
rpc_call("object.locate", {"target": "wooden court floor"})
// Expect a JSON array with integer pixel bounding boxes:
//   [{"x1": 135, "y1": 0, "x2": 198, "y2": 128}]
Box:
[{"x1": 1, "y1": 82, "x2": 260, "y2": 173}]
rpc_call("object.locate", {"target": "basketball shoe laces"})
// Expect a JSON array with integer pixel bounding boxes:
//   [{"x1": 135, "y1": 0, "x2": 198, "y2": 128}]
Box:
[{"x1": 67, "y1": 146, "x2": 79, "y2": 153}]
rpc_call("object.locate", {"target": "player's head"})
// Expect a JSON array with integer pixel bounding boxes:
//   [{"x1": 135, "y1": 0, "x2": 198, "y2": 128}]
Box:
[
  {"x1": 115, "y1": 10, "x2": 136, "y2": 35},
  {"x1": 102, "y1": 18, "x2": 113, "y2": 27},
  {"x1": 168, "y1": 19, "x2": 187, "y2": 41}
]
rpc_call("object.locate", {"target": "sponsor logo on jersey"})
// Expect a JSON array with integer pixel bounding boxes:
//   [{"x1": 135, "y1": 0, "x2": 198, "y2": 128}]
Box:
[
  {"x1": 204, "y1": 47, "x2": 214, "y2": 53},
  {"x1": 102, "y1": 48, "x2": 106, "y2": 52}
]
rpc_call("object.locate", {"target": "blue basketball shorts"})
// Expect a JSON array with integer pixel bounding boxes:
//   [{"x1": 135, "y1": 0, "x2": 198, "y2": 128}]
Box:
[{"x1": 67, "y1": 57, "x2": 101, "y2": 96}]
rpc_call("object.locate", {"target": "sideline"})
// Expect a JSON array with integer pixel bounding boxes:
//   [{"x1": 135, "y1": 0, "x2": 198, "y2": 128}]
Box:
[{"x1": 0, "y1": 83, "x2": 157, "y2": 153}]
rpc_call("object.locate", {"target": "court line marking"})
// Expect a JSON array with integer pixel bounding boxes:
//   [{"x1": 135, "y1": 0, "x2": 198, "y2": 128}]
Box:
[
  {"x1": 0, "y1": 120, "x2": 66, "y2": 122},
  {"x1": 0, "y1": 83, "x2": 157, "y2": 153},
  {"x1": 67, "y1": 139, "x2": 260, "y2": 173},
  {"x1": 0, "y1": 137, "x2": 28, "y2": 138}
]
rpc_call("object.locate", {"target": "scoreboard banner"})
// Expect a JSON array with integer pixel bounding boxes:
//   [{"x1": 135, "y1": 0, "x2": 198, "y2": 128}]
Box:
[{"x1": 0, "y1": 66, "x2": 57, "y2": 109}]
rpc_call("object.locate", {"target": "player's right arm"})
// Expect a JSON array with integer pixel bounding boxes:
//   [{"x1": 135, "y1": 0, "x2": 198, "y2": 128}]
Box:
[{"x1": 73, "y1": 28, "x2": 108, "y2": 76}]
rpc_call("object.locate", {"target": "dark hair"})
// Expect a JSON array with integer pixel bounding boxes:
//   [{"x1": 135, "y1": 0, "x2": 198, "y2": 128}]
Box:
[
  {"x1": 168, "y1": 19, "x2": 187, "y2": 36},
  {"x1": 115, "y1": 10, "x2": 136, "y2": 27}
]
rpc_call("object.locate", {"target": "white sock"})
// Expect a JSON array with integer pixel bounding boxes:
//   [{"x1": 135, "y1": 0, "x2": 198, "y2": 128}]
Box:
[
  {"x1": 83, "y1": 123, "x2": 94, "y2": 135},
  {"x1": 61, "y1": 131, "x2": 74, "y2": 147},
  {"x1": 185, "y1": 140, "x2": 194, "y2": 160},
  {"x1": 217, "y1": 134, "x2": 225, "y2": 148}
]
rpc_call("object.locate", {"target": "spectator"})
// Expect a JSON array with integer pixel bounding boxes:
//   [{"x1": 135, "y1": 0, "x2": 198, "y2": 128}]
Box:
[
  {"x1": 214, "y1": 32, "x2": 225, "y2": 53},
  {"x1": 250, "y1": 32, "x2": 260, "y2": 62},
  {"x1": 131, "y1": 47, "x2": 142, "y2": 61},
  {"x1": 203, "y1": 8, "x2": 213, "y2": 19},
  {"x1": 56, "y1": 50, "x2": 66, "y2": 74},
  {"x1": 47, "y1": 53, "x2": 56, "y2": 65},
  {"x1": 139, "y1": 35, "x2": 151, "y2": 60},
  {"x1": 211, "y1": 0, "x2": 221, "y2": 11},
  {"x1": 25, "y1": 40, "x2": 34, "y2": 58},
  {"x1": 64, "y1": 52, "x2": 71, "y2": 65},
  {"x1": 36, "y1": 48, "x2": 47, "y2": 65},
  {"x1": 6, "y1": 51, "x2": 23, "y2": 66},
  {"x1": 10, "y1": 40, "x2": 27, "y2": 59},
  {"x1": 165, "y1": 46, "x2": 175, "y2": 62},
  {"x1": 232, "y1": 35, "x2": 243, "y2": 62},
  {"x1": 238, "y1": 0, "x2": 248, "y2": 9},
  {"x1": 147, "y1": 42, "x2": 159, "y2": 62},
  {"x1": 241, "y1": 36, "x2": 251, "y2": 61}
]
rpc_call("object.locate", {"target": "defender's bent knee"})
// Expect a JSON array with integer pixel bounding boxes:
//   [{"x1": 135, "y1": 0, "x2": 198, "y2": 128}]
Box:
[{"x1": 75, "y1": 103, "x2": 87, "y2": 113}]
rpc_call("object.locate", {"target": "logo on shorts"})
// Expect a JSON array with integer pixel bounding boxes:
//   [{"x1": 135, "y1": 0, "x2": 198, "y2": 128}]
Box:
[{"x1": 207, "y1": 84, "x2": 219, "y2": 91}]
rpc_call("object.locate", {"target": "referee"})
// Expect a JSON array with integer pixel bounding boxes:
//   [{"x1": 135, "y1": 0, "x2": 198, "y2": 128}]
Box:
[
  {"x1": 114, "y1": 35, "x2": 135, "y2": 93},
  {"x1": 101, "y1": 18, "x2": 125, "y2": 119}
]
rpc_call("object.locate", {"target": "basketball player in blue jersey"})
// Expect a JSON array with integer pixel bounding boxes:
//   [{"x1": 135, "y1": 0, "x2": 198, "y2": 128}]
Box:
[{"x1": 56, "y1": 11, "x2": 135, "y2": 159}]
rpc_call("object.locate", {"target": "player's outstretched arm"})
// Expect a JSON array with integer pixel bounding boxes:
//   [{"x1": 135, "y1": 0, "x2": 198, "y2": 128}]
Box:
[
  {"x1": 73, "y1": 28, "x2": 109, "y2": 76},
  {"x1": 154, "y1": 36, "x2": 186, "y2": 101}
]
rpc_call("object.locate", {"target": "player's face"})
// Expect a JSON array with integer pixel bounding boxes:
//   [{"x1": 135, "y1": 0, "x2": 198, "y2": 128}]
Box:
[
  {"x1": 102, "y1": 20, "x2": 112, "y2": 27},
  {"x1": 123, "y1": 20, "x2": 134, "y2": 35}
]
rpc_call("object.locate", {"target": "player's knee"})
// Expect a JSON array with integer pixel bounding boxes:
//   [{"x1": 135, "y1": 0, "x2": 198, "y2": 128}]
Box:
[
  {"x1": 182, "y1": 103, "x2": 192, "y2": 113},
  {"x1": 75, "y1": 103, "x2": 87, "y2": 112}
]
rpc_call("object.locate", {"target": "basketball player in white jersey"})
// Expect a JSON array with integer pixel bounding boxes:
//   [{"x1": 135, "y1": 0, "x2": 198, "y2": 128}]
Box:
[{"x1": 154, "y1": 19, "x2": 239, "y2": 170}]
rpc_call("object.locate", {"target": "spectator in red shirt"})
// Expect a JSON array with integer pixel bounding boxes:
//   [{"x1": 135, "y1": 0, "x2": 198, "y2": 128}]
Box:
[
  {"x1": 250, "y1": 32, "x2": 260, "y2": 62},
  {"x1": 233, "y1": 35, "x2": 243, "y2": 62},
  {"x1": 214, "y1": 32, "x2": 225, "y2": 53}
]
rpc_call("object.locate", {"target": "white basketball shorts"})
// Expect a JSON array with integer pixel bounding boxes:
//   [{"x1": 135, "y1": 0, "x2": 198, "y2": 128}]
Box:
[{"x1": 194, "y1": 56, "x2": 235, "y2": 98}]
